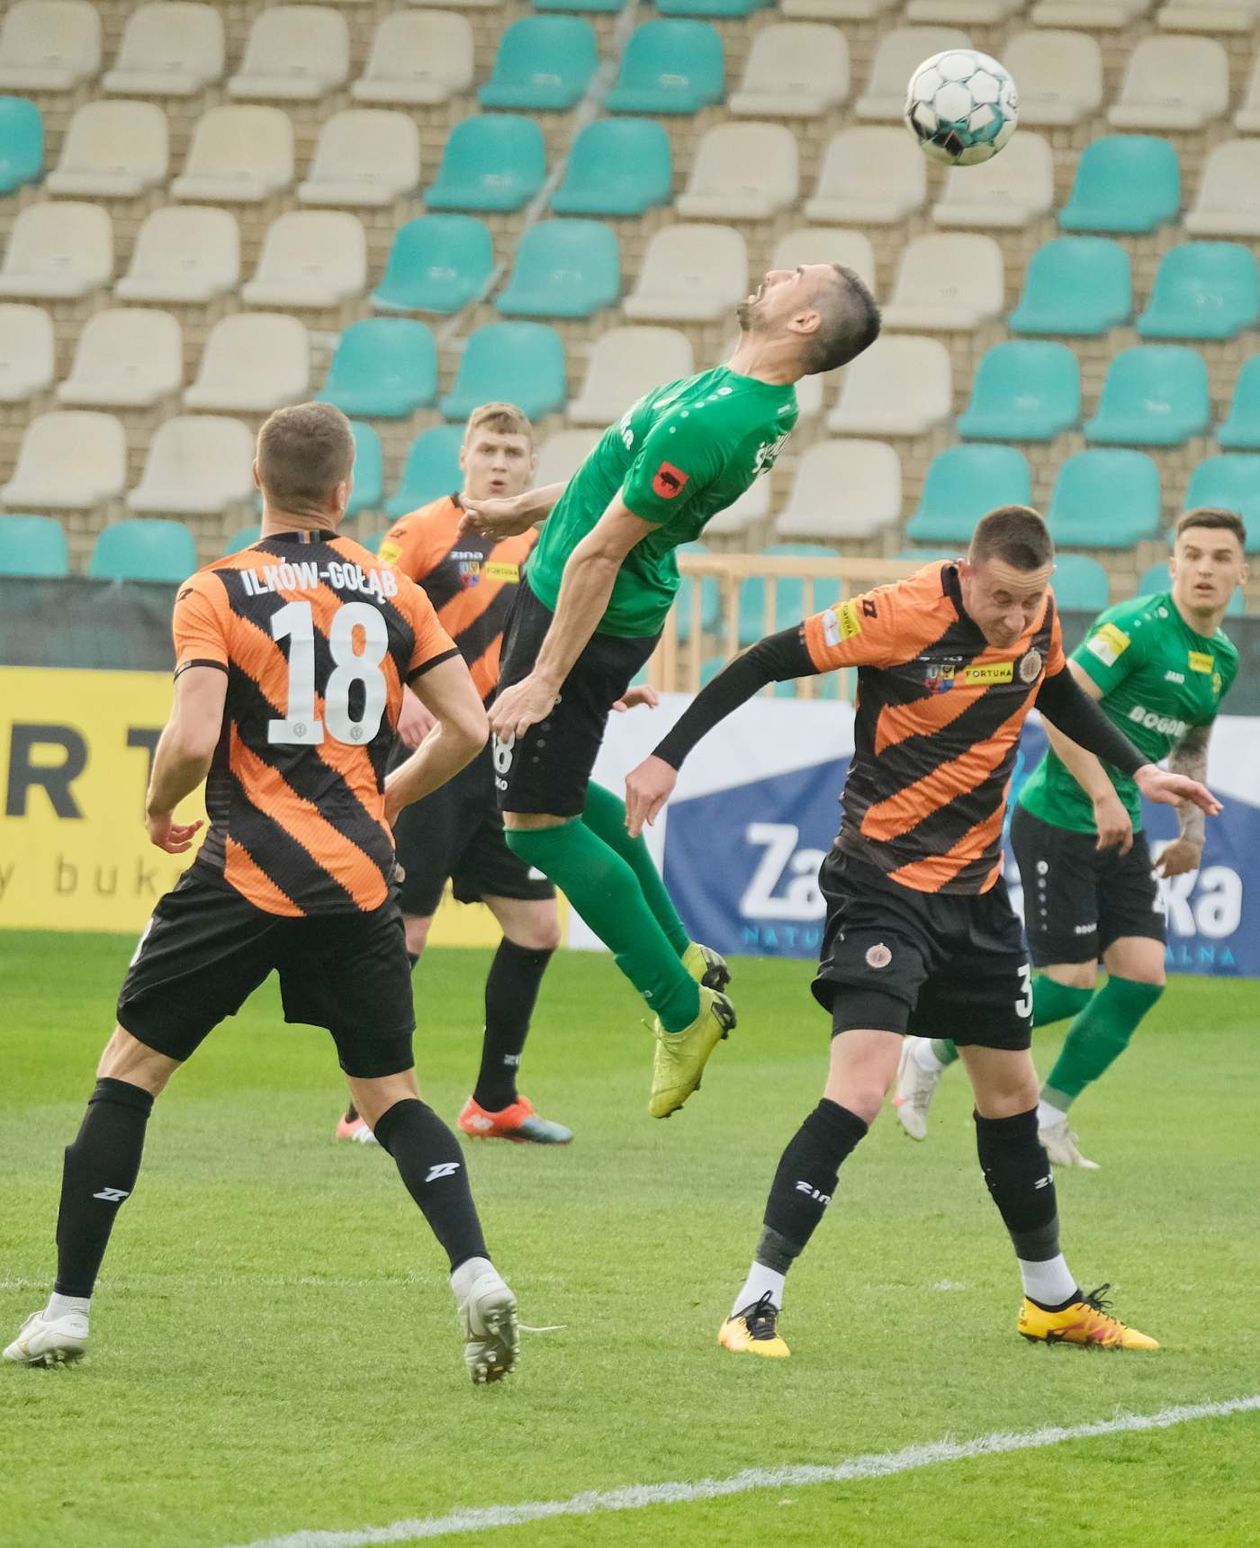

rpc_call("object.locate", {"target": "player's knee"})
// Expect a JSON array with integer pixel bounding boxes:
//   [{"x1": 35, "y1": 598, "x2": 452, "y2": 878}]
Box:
[
  {"x1": 822, "y1": 1076, "x2": 884, "y2": 1128},
  {"x1": 1044, "y1": 962, "x2": 1097, "y2": 992},
  {"x1": 513, "y1": 912, "x2": 562, "y2": 953},
  {"x1": 403, "y1": 914, "x2": 432, "y2": 957},
  {"x1": 96, "y1": 1027, "x2": 176, "y2": 1097}
]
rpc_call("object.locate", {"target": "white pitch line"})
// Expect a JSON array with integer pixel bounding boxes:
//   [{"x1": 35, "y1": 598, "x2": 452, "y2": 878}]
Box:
[{"x1": 226, "y1": 1393, "x2": 1260, "y2": 1548}]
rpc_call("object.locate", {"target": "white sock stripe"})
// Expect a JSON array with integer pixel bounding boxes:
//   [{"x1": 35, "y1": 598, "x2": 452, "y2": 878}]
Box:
[{"x1": 222, "y1": 1394, "x2": 1260, "y2": 1548}]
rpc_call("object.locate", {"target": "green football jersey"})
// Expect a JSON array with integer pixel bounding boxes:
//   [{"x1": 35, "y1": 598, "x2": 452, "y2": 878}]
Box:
[
  {"x1": 525, "y1": 366, "x2": 798, "y2": 638},
  {"x1": 1018, "y1": 591, "x2": 1239, "y2": 834}
]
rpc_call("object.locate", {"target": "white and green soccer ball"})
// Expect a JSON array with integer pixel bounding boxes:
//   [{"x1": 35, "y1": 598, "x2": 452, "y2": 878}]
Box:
[{"x1": 905, "y1": 49, "x2": 1019, "y2": 167}]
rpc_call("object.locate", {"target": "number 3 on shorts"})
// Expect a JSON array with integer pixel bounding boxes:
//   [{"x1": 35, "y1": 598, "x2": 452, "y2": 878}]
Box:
[{"x1": 1015, "y1": 963, "x2": 1033, "y2": 1020}]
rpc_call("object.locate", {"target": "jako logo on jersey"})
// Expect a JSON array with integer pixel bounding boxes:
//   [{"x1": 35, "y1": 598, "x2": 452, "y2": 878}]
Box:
[
  {"x1": 424, "y1": 1162, "x2": 461, "y2": 1183},
  {"x1": 652, "y1": 462, "x2": 689, "y2": 499},
  {"x1": 1128, "y1": 705, "x2": 1189, "y2": 738},
  {"x1": 795, "y1": 1180, "x2": 832, "y2": 1204},
  {"x1": 93, "y1": 1187, "x2": 130, "y2": 1202}
]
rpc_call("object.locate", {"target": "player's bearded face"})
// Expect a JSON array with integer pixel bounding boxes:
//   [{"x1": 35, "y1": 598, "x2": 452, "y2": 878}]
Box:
[
  {"x1": 959, "y1": 556, "x2": 1054, "y2": 649},
  {"x1": 1171, "y1": 529, "x2": 1247, "y2": 615},
  {"x1": 460, "y1": 432, "x2": 535, "y2": 503}
]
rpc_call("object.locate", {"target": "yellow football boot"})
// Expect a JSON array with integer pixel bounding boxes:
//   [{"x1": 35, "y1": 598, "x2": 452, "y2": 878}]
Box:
[
  {"x1": 682, "y1": 941, "x2": 731, "y2": 993},
  {"x1": 718, "y1": 1293, "x2": 790, "y2": 1359},
  {"x1": 1019, "y1": 1285, "x2": 1159, "y2": 1350},
  {"x1": 648, "y1": 986, "x2": 736, "y2": 1118}
]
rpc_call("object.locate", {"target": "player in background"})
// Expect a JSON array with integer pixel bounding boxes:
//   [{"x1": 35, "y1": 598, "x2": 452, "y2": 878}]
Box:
[
  {"x1": 894, "y1": 510, "x2": 1245, "y2": 1166},
  {"x1": 461, "y1": 264, "x2": 881, "y2": 1120},
  {"x1": 5, "y1": 404, "x2": 519, "y2": 1383},
  {"x1": 624, "y1": 509, "x2": 1219, "y2": 1357}
]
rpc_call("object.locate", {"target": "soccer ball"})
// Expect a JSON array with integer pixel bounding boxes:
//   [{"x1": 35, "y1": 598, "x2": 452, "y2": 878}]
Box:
[{"x1": 905, "y1": 50, "x2": 1019, "y2": 167}]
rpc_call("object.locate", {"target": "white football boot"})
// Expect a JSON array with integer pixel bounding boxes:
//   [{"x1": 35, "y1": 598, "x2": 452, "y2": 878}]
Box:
[
  {"x1": 893, "y1": 1038, "x2": 943, "y2": 1141},
  {"x1": 1038, "y1": 1115, "x2": 1101, "y2": 1170},
  {"x1": 4, "y1": 1307, "x2": 89, "y2": 1367},
  {"x1": 453, "y1": 1259, "x2": 519, "y2": 1385}
]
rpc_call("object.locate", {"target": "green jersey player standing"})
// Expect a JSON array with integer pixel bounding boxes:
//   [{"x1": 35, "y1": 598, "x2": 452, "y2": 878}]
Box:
[
  {"x1": 895, "y1": 509, "x2": 1246, "y2": 1166},
  {"x1": 459, "y1": 264, "x2": 880, "y2": 1119}
]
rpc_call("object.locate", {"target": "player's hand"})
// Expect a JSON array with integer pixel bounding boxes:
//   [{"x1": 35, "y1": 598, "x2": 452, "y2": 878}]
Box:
[
  {"x1": 145, "y1": 810, "x2": 203, "y2": 854},
  {"x1": 1153, "y1": 837, "x2": 1203, "y2": 878},
  {"x1": 1091, "y1": 788, "x2": 1133, "y2": 854},
  {"x1": 624, "y1": 754, "x2": 677, "y2": 838},
  {"x1": 611, "y1": 684, "x2": 659, "y2": 713},
  {"x1": 396, "y1": 688, "x2": 437, "y2": 749},
  {"x1": 458, "y1": 494, "x2": 536, "y2": 541},
  {"x1": 1134, "y1": 765, "x2": 1222, "y2": 817},
  {"x1": 489, "y1": 673, "x2": 558, "y2": 741}
]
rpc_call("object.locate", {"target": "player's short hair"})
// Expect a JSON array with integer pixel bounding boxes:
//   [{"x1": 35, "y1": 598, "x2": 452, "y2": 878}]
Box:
[
  {"x1": 256, "y1": 401, "x2": 355, "y2": 517},
  {"x1": 464, "y1": 401, "x2": 534, "y2": 448},
  {"x1": 1175, "y1": 507, "x2": 1247, "y2": 549},
  {"x1": 802, "y1": 266, "x2": 882, "y2": 376},
  {"x1": 969, "y1": 506, "x2": 1054, "y2": 572}
]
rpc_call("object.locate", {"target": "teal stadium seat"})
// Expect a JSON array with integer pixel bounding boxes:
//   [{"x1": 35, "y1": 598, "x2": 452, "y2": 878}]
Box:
[
  {"x1": 904, "y1": 447, "x2": 1032, "y2": 546},
  {"x1": 657, "y1": 0, "x2": 763, "y2": 16},
  {"x1": 957, "y1": 342, "x2": 1080, "y2": 442},
  {"x1": 605, "y1": 21, "x2": 724, "y2": 115},
  {"x1": 318, "y1": 319, "x2": 438, "y2": 417},
  {"x1": 226, "y1": 525, "x2": 261, "y2": 553},
  {"x1": 385, "y1": 425, "x2": 465, "y2": 519},
  {"x1": 550, "y1": 119, "x2": 672, "y2": 217},
  {"x1": 1050, "y1": 554, "x2": 1110, "y2": 612},
  {"x1": 441, "y1": 322, "x2": 566, "y2": 421},
  {"x1": 1085, "y1": 346, "x2": 1210, "y2": 446},
  {"x1": 675, "y1": 541, "x2": 720, "y2": 646},
  {"x1": 479, "y1": 17, "x2": 598, "y2": 111},
  {"x1": 425, "y1": 116, "x2": 545, "y2": 213},
  {"x1": 1185, "y1": 455, "x2": 1260, "y2": 550},
  {"x1": 0, "y1": 514, "x2": 67, "y2": 576},
  {"x1": 1058, "y1": 137, "x2": 1180, "y2": 234},
  {"x1": 89, "y1": 520, "x2": 197, "y2": 583},
  {"x1": 1138, "y1": 243, "x2": 1260, "y2": 341},
  {"x1": 0, "y1": 97, "x2": 42, "y2": 194},
  {"x1": 1047, "y1": 450, "x2": 1161, "y2": 548},
  {"x1": 535, "y1": 0, "x2": 624, "y2": 13},
  {"x1": 1009, "y1": 238, "x2": 1131, "y2": 337},
  {"x1": 1137, "y1": 560, "x2": 1245, "y2": 614},
  {"x1": 497, "y1": 220, "x2": 619, "y2": 319},
  {"x1": 1216, "y1": 358, "x2": 1260, "y2": 452},
  {"x1": 737, "y1": 544, "x2": 841, "y2": 647},
  {"x1": 371, "y1": 216, "x2": 493, "y2": 315},
  {"x1": 346, "y1": 421, "x2": 383, "y2": 517},
  {"x1": 896, "y1": 547, "x2": 963, "y2": 564}
]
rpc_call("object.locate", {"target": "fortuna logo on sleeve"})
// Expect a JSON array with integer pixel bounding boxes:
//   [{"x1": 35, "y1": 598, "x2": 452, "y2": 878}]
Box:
[
  {"x1": 651, "y1": 462, "x2": 689, "y2": 499},
  {"x1": 1086, "y1": 622, "x2": 1130, "y2": 667}
]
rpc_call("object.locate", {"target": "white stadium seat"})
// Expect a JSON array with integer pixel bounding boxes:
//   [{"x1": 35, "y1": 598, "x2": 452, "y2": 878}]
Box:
[
  {"x1": 1158, "y1": 0, "x2": 1260, "y2": 29},
  {"x1": 772, "y1": 228, "x2": 876, "y2": 293},
  {"x1": 931, "y1": 133, "x2": 1054, "y2": 229},
  {"x1": 906, "y1": 0, "x2": 1019, "y2": 21},
  {"x1": 0, "y1": 305, "x2": 55, "y2": 404},
  {"x1": 408, "y1": 0, "x2": 499, "y2": 11},
  {"x1": 242, "y1": 212, "x2": 367, "y2": 309},
  {"x1": 623, "y1": 225, "x2": 748, "y2": 324},
  {"x1": 128, "y1": 416, "x2": 255, "y2": 517},
  {"x1": 703, "y1": 477, "x2": 771, "y2": 537},
  {"x1": 353, "y1": 11, "x2": 474, "y2": 106},
  {"x1": 297, "y1": 111, "x2": 421, "y2": 208},
  {"x1": 0, "y1": 0, "x2": 100, "y2": 91},
  {"x1": 1032, "y1": 0, "x2": 1150, "y2": 26},
  {"x1": 1233, "y1": 58, "x2": 1260, "y2": 131},
  {"x1": 568, "y1": 327, "x2": 694, "y2": 427},
  {"x1": 805, "y1": 129, "x2": 927, "y2": 225},
  {"x1": 882, "y1": 234, "x2": 1005, "y2": 331},
  {"x1": 827, "y1": 335, "x2": 953, "y2": 437},
  {"x1": 1185, "y1": 140, "x2": 1260, "y2": 236},
  {"x1": 676, "y1": 124, "x2": 799, "y2": 221},
  {"x1": 782, "y1": 0, "x2": 896, "y2": 19},
  {"x1": 855, "y1": 28, "x2": 970, "y2": 121},
  {"x1": 228, "y1": 5, "x2": 350, "y2": 101},
  {"x1": 1108, "y1": 36, "x2": 1229, "y2": 130},
  {"x1": 1003, "y1": 31, "x2": 1102, "y2": 129},
  {"x1": 535, "y1": 430, "x2": 601, "y2": 487},
  {"x1": 172, "y1": 106, "x2": 294, "y2": 203},
  {"x1": 729, "y1": 24, "x2": 850, "y2": 118},
  {"x1": 1, "y1": 411, "x2": 126, "y2": 510},
  {"x1": 116, "y1": 207, "x2": 240, "y2": 305},
  {"x1": 0, "y1": 202, "x2": 112, "y2": 301},
  {"x1": 774, "y1": 440, "x2": 902, "y2": 542},
  {"x1": 103, "y1": 3, "x2": 225, "y2": 96},
  {"x1": 184, "y1": 314, "x2": 311, "y2": 413},
  {"x1": 58, "y1": 309, "x2": 183, "y2": 409},
  {"x1": 45, "y1": 100, "x2": 169, "y2": 199}
]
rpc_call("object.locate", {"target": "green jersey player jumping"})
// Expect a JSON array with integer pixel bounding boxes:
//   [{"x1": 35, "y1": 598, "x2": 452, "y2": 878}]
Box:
[
  {"x1": 458, "y1": 264, "x2": 880, "y2": 1119},
  {"x1": 895, "y1": 509, "x2": 1246, "y2": 1166}
]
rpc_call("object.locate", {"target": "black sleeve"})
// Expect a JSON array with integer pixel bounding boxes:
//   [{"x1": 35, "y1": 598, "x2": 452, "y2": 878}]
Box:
[
  {"x1": 653, "y1": 627, "x2": 817, "y2": 771},
  {"x1": 1036, "y1": 667, "x2": 1146, "y2": 778}
]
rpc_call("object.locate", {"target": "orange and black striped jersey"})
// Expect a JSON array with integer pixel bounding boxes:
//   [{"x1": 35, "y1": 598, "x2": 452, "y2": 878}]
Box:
[
  {"x1": 378, "y1": 495, "x2": 539, "y2": 705},
  {"x1": 172, "y1": 529, "x2": 459, "y2": 918},
  {"x1": 802, "y1": 563, "x2": 1066, "y2": 896}
]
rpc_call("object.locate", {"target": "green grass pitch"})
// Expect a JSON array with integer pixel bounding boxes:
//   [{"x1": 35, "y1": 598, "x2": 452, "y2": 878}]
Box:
[{"x1": 3, "y1": 931, "x2": 1258, "y2": 1548}]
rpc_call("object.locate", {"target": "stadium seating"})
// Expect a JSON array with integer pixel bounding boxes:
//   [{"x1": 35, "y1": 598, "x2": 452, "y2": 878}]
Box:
[
  {"x1": 0, "y1": 202, "x2": 112, "y2": 301},
  {"x1": 0, "y1": 95, "x2": 43, "y2": 193},
  {"x1": 0, "y1": 513, "x2": 69, "y2": 577},
  {"x1": 1002, "y1": 31, "x2": 1103, "y2": 127},
  {"x1": 372, "y1": 216, "x2": 493, "y2": 314},
  {"x1": 497, "y1": 220, "x2": 620, "y2": 319},
  {"x1": 116, "y1": 206, "x2": 239, "y2": 304},
  {"x1": 58, "y1": 308, "x2": 183, "y2": 408},
  {"x1": 550, "y1": 118, "x2": 672, "y2": 217},
  {"x1": 1186, "y1": 142, "x2": 1260, "y2": 238},
  {"x1": 1218, "y1": 359, "x2": 1260, "y2": 451},
  {"x1": 883, "y1": 235, "x2": 1004, "y2": 331},
  {"x1": 426, "y1": 115, "x2": 545, "y2": 212},
  {"x1": 1185, "y1": 455, "x2": 1260, "y2": 539},
  {"x1": 658, "y1": 0, "x2": 761, "y2": 16},
  {"x1": 412, "y1": 0, "x2": 498, "y2": 12},
  {"x1": 228, "y1": 5, "x2": 349, "y2": 101},
  {"x1": 931, "y1": 134, "x2": 1054, "y2": 229},
  {"x1": 1085, "y1": 346, "x2": 1211, "y2": 446},
  {"x1": 674, "y1": 543, "x2": 720, "y2": 648},
  {"x1": 441, "y1": 322, "x2": 567, "y2": 420},
  {"x1": 1032, "y1": 0, "x2": 1153, "y2": 29},
  {"x1": 855, "y1": 28, "x2": 970, "y2": 120},
  {"x1": 623, "y1": 224, "x2": 747, "y2": 323},
  {"x1": 384, "y1": 425, "x2": 465, "y2": 517},
  {"x1": 184, "y1": 314, "x2": 310, "y2": 413},
  {"x1": 1108, "y1": 38, "x2": 1228, "y2": 131},
  {"x1": 352, "y1": 10, "x2": 473, "y2": 105},
  {"x1": 535, "y1": 429, "x2": 600, "y2": 485},
  {"x1": 605, "y1": 21, "x2": 725, "y2": 114},
  {"x1": 1047, "y1": 449, "x2": 1162, "y2": 546},
  {"x1": 1008, "y1": 237, "x2": 1132, "y2": 336},
  {"x1": 103, "y1": 3, "x2": 225, "y2": 97},
  {"x1": 128, "y1": 416, "x2": 255, "y2": 517},
  {"x1": 479, "y1": 17, "x2": 598, "y2": 110},
  {"x1": 226, "y1": 524, "x2": 261, "y2": 553},
  {"x1": 782, "y1": 0, "x2": 896, "y2": 16},
  {"x1": 1137, "y1": 244, "x2": 1260, "y2": 340},
  {"x1": 0, "y1": 304, "x2": 54, "y2": 403},
  {"x1": 729, "y1": 24, "x2": 850, "y2": 117},
  {"x1": 773, "y1": 228, "x2": 875, "y2": 291},
  {"x1": 774, "y1": 440, "x2": 902, "y2": 541},
  {"x1": 826, "y1": 335, "x2": 952, "y2": 437},
  {"x1": 1050, "y1": 554, "x2": 1111, "y2": 611},
  {"x1": 297, "y1": 111, "x2": 421, "y2": 208},
  {"x1": 568, "y1": 326, "x2": 694, "y2": 426},
  {"x1": 1237, "y1": 58, "x2": 1260, "y2": 131},
  {"x1": 957, "y1": 342, "x2": 1081, "y2": 441},
  {"x1": 676, "y1": 123, "x2": 798, "y2": 220},
  {"x1": 805, "y1": 129, "x2": 926, "y2": 225},
  {"x1": 318, "y1": 318, "x2": 438, "y2": 416},
  {"x1": 0, "y1": 1, "x2": 100, "y2": 92},
  {"x1": 1059, "y1": 136, "x2": 1180, "y2": 233},
  {"x1": 904, "y1": 445, "x2": 1032, "y2": 543},
  {"x1": 1137, "y1": 557, "x2": 1246, "y2": 609},
  {"x1": 737, "y1": 544, "x2": 842, "y2": 646},
  {"x1": 172, "y1": 105, "x2": 294, "y2": 203},
  {"x1": 46, "y1": 100, "x2": 168, "y2": 199},
  {"x1": 1, "y1": 411, "x2": 127, "y2": 510},
  {"x1": 242, "y1": 211, "x2": 366, "y2": 308},
  {"x1": 535, "y1": 0, "x2": 622, "y2": 14},
  {"x1": 345, "y1": 422, "x2": 383, "y2": 518},
  {"x1": 89, "y1": 519, "x2": 198, "y2": 583},
  {"x1": 1158, "y1": 0, "x2": 1260, "y2": 30}
]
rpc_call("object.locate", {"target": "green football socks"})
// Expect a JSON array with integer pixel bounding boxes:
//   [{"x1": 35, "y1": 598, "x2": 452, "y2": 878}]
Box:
[
  {"x1": 581, "y1": 782, "x2": 691, "y2": 957},
  {"x1": 1041, "y1": 975, "x2": 1164, "y2": 1114}
]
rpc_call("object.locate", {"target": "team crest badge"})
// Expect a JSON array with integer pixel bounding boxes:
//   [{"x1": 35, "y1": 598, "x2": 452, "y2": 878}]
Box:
[
  {"x1": 1019, "y1": 648, "x2": 1042, "y2": 684},
  {"x1": 865, "y1": 942, "x2": 892, "y2": 970},
  {"x1": 651, "y1": 461, "x2": 689, "y2": 499}
]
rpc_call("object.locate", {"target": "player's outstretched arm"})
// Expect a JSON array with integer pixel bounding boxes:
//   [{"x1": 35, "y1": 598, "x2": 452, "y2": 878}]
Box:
[
  {"x1": 1156, "y1": 723, "x2": 1213, "y2": 875},
  {"x1": 458, "y1": 481, "x2": 568, "y2": 541},
  {"x1": 1039, "y1": 660, "x2": 1134, "y2": 854},
  {"x1": 385, "y1": 656, "x2": 488, "y2": 825},
  {"x1": 144, "y1": 665, "x2": 226, "y2": 853}
]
